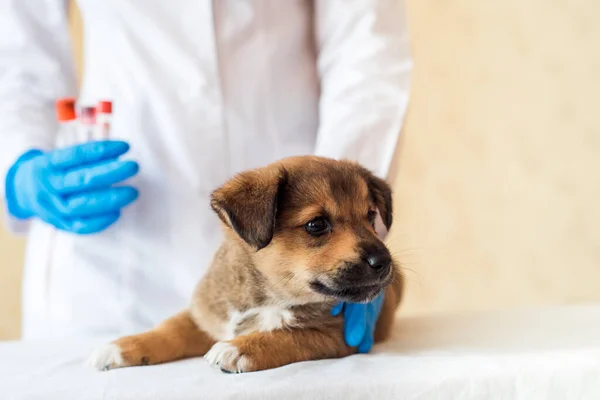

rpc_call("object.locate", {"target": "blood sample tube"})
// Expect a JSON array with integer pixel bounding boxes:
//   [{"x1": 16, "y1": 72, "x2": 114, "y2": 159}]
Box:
[
  {"x1": 79, "y1": 106, "x2": 97, "y2": 141},
  {"x1": 96, "y1": 100, "x2": 113, "y2": 139},
  {"x1": 55, "y1": 98, "x2": 78, "y2": 146}
]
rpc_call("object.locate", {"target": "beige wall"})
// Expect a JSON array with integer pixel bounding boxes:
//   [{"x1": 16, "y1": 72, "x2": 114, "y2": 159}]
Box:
[
  {"x1": 1, "y1": 0, "x2": 599, "y2": 339},
  {"x1": 0, "y1": 228, "x2": 24, "y2": 339},
  {"x1": 392, "y1": 0, "x2": 600, "y2": 315}
]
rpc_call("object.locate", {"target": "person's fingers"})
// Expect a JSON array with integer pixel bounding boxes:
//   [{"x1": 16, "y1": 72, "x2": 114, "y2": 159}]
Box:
[
  {"x1": 373, "y1": 291, "x2": 385, "y2": 316},
  {"x1": 331, "y1": 302, "x2": 344, "y2": 316},
  {"x1": 357, "y1": 297, "x2": 383, "y2": 354},
  {"x1": 37, "y1": 208, "x2": 71, "y2": 231},
  {"x1": 60, "y1": 187, "x2": 139, "y2": 217},
  {"x1": 357, "y1": 325, "x2": 375, "y2": 354},
  {"x1": 34, "y1": 194, "x2": 74, "y2": 231},
  {"x1": 48, "y1": 160, "x2": 139, "y2": 194},
  {"x1": 32, "y1": 188, "x2": 122, "y2": 234},
  {"x1": 344, "y1": 303, "x2": 368, "y2": 347},
  {"x1": 48, "y1": 141, "x2": 131, "y2": 170},
  {"x1": 68, "y1": 212, "x2": 121, "y2": 234}
]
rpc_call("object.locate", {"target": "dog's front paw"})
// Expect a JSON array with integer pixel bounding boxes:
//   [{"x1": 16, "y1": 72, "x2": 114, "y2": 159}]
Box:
[
  {"x1": 204, "y1": 341, "x2": 255, "y2": 373},
  {"x1": 87, "y1": 343, "x2": 128, "y2": 371}
]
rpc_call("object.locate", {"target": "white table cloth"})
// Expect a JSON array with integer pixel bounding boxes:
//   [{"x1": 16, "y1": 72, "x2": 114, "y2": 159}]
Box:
[{"x1": 1, "y1": 303, "x2": 599, "y2": 399}]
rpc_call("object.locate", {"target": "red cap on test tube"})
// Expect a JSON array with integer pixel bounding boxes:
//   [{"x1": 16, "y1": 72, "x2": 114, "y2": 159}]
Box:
[
  {"x1": 97, "y1": 101, "x2": 112, "y2": 114},
  {"x1": 56, "y1": 98, "x2": 76, "y2": 122}
]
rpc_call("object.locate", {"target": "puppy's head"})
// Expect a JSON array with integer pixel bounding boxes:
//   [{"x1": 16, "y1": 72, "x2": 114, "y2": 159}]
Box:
[{"x1": 210, "y1": 156, "x2": 395, "y2": 304}]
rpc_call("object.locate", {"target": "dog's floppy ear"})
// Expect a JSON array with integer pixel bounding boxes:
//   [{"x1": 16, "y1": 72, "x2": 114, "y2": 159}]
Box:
[
  {"x1": 211, "y1": 166, "x2": 288, "y2": 250},
  {"x1": 362, "y1": 170, "x2": 393, "y2": 231}
]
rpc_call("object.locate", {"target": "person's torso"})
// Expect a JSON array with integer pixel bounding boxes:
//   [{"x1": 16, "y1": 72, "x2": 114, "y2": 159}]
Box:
[{"x1": 22, "y1": 0, "x2": 321, "y2": 339}]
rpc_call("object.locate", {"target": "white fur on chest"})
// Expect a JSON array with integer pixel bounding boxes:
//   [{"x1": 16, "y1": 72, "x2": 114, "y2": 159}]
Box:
[{"x1": 221, "y1": 306, "x2": 295, "y2": 340}]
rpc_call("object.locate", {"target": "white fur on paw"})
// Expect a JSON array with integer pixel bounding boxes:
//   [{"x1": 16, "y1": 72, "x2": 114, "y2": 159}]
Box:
[
  {"x1": 204, "y1": 341, "x2": 252, "y2": 373},
  {"x1": 87, "y1": 343, "x2": 125, "y2": 371}
]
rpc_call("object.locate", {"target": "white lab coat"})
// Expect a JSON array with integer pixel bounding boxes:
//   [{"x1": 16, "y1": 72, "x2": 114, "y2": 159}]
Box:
[{"x1": 0, "y1": 0, "x2": 412, "y2": 340}]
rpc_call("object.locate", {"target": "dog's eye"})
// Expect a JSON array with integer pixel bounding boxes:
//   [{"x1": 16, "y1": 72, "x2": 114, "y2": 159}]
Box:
[
  {"x1": 368, "y1": 210, "x2": 377, "y2": 226},
  {"x1": 305, "y1": 217, "x2": 331, "y2": 236}
]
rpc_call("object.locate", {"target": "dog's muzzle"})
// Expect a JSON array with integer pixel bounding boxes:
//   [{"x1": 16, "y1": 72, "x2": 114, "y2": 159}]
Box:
[{"x1": 310, "y1": 247, "x2": 393, "y2": 303}]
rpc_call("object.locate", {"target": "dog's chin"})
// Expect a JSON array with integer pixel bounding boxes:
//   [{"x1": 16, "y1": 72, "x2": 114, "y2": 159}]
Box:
[{"x1": 309, "y1": 280, "x2": 385, "y2": 304}]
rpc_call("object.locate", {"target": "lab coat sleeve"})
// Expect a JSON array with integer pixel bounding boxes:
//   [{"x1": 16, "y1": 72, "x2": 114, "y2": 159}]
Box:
[
  {"x1": 313, "y1": 0, "x2": 413, "y2": 179},
  {"x1": 0, "y1": 0, "x2": 77, "y2": 232}
]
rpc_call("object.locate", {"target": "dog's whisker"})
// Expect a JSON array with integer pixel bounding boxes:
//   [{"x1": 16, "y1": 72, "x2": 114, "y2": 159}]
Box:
[
  {"x1": 265, "y1": 271, "x2": 295, "y2": 293},
  {"x1": 398, "y1": 269, "x2": 424, "y2": 285},
  {"x1": 291, "y1": 271, "x2": 326, "y2": 298}
]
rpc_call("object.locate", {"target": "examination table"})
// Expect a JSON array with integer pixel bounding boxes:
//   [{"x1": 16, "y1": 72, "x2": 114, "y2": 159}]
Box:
[{"x1": 1, "y1": 303, "x2": 599, "y2": 399}]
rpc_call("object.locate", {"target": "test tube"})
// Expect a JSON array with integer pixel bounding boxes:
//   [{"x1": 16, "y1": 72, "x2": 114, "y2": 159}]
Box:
[
  {"x1": 96, "y1": 100, "x2": 113, "y2": 139},
  {"x1": 55, "y1": 98, "x2": 78, "y2": 146},
  {"x1": 79, "y1": 106, "x2": 97, "y2": 141}
]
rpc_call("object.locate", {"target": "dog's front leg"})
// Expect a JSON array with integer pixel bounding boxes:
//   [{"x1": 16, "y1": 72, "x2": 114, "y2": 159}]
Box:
[
  {"x1": 88, "y1": 310, "x2": 215, "y2": 370},
  {"x1": 204, "y1": 325, "x2": 354, "y2": 373}
]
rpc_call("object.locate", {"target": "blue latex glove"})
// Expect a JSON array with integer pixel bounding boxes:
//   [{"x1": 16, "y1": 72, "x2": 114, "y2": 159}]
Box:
[
  {"x1": 4, "y1": 141, "x2": 139, "y2": 234},
  {"x1": 331, "y1": 291, "x2": 385, "y2": 353}
]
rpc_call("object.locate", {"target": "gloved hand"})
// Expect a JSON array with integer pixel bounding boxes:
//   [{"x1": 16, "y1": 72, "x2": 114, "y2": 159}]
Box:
[
  {"x1": 4, "y1": 141, "x2": 139, "y2": 234},
  {"x1": 331, "y1": 291, "x2": 385, "y2": 353}
]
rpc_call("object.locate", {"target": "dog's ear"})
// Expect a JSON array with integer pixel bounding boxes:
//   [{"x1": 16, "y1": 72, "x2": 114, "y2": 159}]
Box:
[
  {"x1": 211, "y1": 166, "x2": 288, "y2": 250},
  {"x1": 362, "y1": 170, "x2": 393, "y2": 231}
]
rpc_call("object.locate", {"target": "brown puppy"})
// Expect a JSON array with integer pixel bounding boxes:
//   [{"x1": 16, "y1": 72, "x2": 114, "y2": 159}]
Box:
[{"x1": 88, "y1": 156, "x2": 404, "y2": 373}]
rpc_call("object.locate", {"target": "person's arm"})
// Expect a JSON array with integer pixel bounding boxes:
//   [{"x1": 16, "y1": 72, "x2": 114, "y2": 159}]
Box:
[
  {"x1": 313, "y1": 0, "x2": 412, "y2": 179},
  {"x1": 313, "y1": 0, "x2": 413, "y2": 352},
  {"x1": 0, "y1": 1, "x2": 77, "y2": 231}
]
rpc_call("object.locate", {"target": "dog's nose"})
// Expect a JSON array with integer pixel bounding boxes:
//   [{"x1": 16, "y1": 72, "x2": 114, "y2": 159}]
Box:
[
  {"x1": 337, "y1": 244, "x2": 392, "y2": 285},
  {"x1": 366, "y1": 252, "x2": 392, "y2": 272}
]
